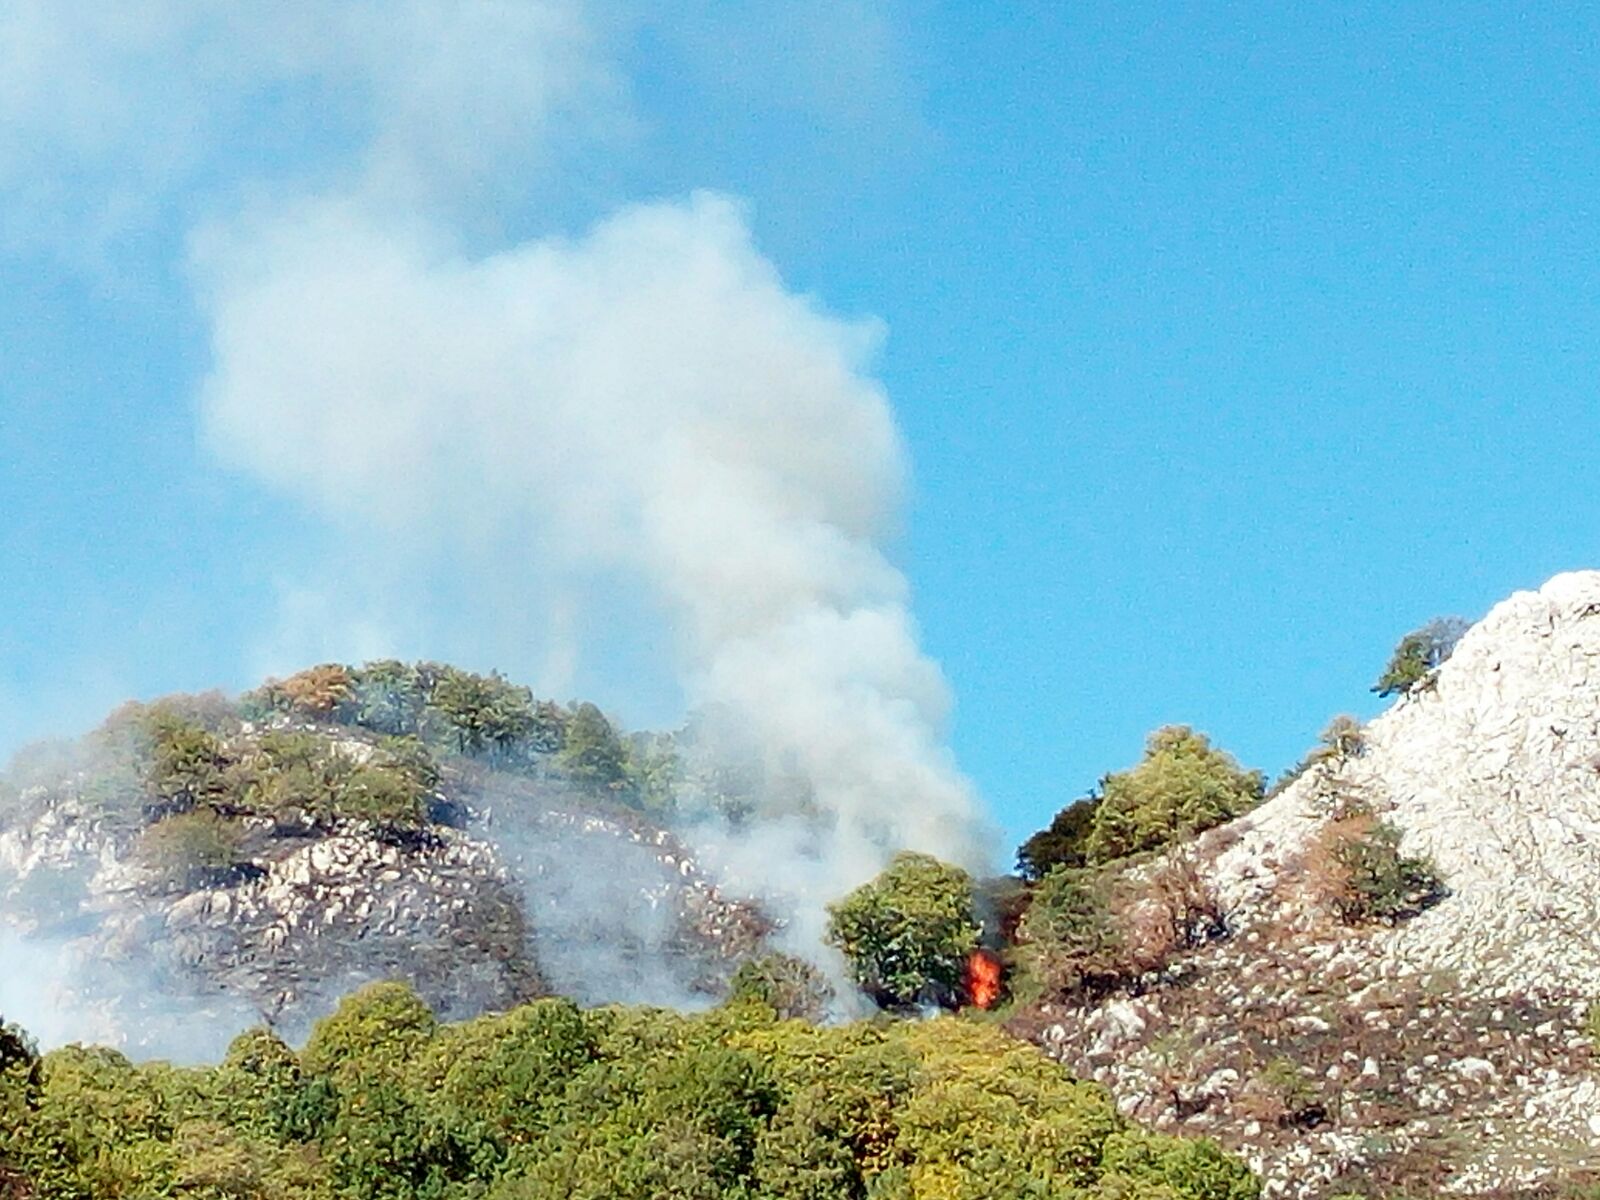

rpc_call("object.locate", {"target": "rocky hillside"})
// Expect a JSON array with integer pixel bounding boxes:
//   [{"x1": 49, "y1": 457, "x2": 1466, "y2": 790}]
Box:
[
  {"x1": 1023, "y1": 571, "x2": 1600, "y2": 1197},
  {"x1": 0, "y1": 666, "x2": 768, "y2": 1059}
]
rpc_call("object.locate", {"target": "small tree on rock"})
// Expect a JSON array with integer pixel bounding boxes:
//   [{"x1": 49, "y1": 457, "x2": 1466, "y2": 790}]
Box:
[{"x1": 1372, "y1": 616, "x2": 1470, "y2": 698}]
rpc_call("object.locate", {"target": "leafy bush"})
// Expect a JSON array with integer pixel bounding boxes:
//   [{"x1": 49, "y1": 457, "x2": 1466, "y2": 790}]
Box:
[
  {"x1": 727, "y1": 954, "x2": 835, "y2": 1022},
  {"x1": 1372, "y1": 616, "x2": 1470, "y2": 698},
  {"x1": 1310, "y1": 811, "x2": 1445, "y2": 925},
  {"x1": 826, "y1": 853, "x2": 980, "y2": 1010},
  {"x1": 1584, "y1": 1003, "x2": 1600, "y2": 1053},
  {"x1": 1083, "y1": 726, "x2": 1264, "y2": 865},
  {"x1": 137, "y1": 810, "x2": 248, "y2": 889},
  {"x1": 241, "y1": 733, "x2": 432, "y2": 831},
  {"x1": 1237, "y1": 1058, "x2": 1324, "y2": 1129},
  {"x1": 1267, "y1": 714, "x2": 1367, "y2": 798}
]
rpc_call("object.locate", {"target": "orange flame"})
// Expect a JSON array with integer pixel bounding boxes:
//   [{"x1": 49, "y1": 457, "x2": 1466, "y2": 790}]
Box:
[{"x1": 965, "y1": 949, "x2": 1002, "y2": 1010}]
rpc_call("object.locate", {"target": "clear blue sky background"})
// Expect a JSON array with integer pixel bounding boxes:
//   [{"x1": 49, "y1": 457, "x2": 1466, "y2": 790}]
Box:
[{"x1": 3, "y1": 4, "x2": 1598, "y2": 863}]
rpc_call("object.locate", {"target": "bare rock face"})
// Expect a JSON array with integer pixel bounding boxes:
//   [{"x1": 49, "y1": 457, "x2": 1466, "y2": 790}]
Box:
[
  {"x1": 1216, "y1": 569, "x2": 1600, "y2": 996},
  {"x1": 0, "y1": 799, "x2": 544, "y2": 1056},
  {"x1": 1027, "y1": 572, "x2": 1600, "y2": 1197}
]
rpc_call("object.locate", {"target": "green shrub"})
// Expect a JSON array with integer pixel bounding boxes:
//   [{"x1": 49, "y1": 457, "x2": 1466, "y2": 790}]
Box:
[
  {"x1": 1083, "y1": 726, "x2": 1263, "y2": 864},
  {"x1": 1313, "y1": 812, "x2": 1445, "y2": 925},
  {"x1": 429, "y1": 667, "x2": 556, "y2": 760},
  {"x1": 825, "y1": 853, "x2": 979, "y2": 1010},
  {"x1": 1584, "y1": 1003, "x2": 1600, "y2": 1053},
  {"x1": 137, "y1": 810, "x2": 248, "y2": 889},
  {"x1": 1268, "y1": 715, "x2": 1367, "y2": 798},
  {"x1": 727, "y1": 954, "x2": 835, "y2": 1023},
  {"x1": 1239, "y1": 1058, "x2": 1323, "y2": 1128}
]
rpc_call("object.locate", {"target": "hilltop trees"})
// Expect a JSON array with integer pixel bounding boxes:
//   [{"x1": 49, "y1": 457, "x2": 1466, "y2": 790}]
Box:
[
  {"x1": 1017, "y1": 728, "x2": 1262, "y2": 882},
  {"x1": 1084, "y1": 727, "x2": 1263, "y2": 864},
  {"x1": 1015, "y1": 793, "x2": 1099, "y2": 880}
]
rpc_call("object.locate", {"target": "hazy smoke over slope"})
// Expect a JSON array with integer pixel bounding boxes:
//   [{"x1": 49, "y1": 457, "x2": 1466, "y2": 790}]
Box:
[
  {"x1": 197, "y1": 192, "x2": 988, "y2": 929},
  {"x1": 2, "y1": 0, "x2": 988, "y2": 990}
]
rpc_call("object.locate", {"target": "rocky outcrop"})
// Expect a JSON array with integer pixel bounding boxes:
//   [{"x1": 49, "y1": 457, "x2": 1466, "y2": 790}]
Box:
[
  {"x1": 0, "y1": 752, "x2": 768, "y2": 1057},
  {"x1": 1026, "y1": 571, "x2": 1600, "y2": 1196}
]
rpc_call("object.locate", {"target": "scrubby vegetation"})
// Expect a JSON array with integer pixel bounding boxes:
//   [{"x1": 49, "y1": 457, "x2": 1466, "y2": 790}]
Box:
[
  {"x1": 1003, "y1": 728, "x2": 1257, "y2": 1005},
  {"x1": 1012, "y1": 855, "x2": 1224, "y2": 1002},
  {"x1": 0, "y1": 983, "x2": 1258, "y2": 1200},
  {"x1": 1267, "y1": 715, "x2": 1366, "y2": 798},
  {"x1": 1306, "y1": 805, "x2": 1446, "y2": 926}
]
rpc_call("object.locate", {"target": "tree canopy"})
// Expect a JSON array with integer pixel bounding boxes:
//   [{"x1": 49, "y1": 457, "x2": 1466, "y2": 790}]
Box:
[
  {"x1": 825, "y1": 852, "x2": 980, "y2": 1010},
  {"x1": 0, "y1": 984, "x2": 1258, "y2": 1200}
]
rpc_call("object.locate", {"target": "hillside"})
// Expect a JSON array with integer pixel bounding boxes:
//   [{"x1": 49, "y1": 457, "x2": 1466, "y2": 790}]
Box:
[
  {"x1": 7, "y1": 576, "x2": 1600, "y2": 1197},
  {"x1": 0, "y1": 664, "x2": 767, "y2": 1057},
  {"x1": 1019, "y1": 571, "x2": 1600, "y2": 1196}
]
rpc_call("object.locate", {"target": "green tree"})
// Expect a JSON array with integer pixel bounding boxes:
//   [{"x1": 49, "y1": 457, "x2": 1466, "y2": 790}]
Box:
[
  {"x1": 145, "y1": 714, "x2": 232, "y2": 815},
  {"x1": 349, "y1": 660, "x2": 429, "y2": 737},
  {"x1": 1372, "y1": 616, "x2": 1470, "y2": 698},
  {"x1": 429, "y1": 668, "x2": 549, "y2": 760},
  {"x1": 825, "y1": 853, "x2": 979, "y2": 1010},
  {"x1": 1015, "y1": 793, "x2": 1100, "y2": 880},
  {"x1": 1083, "y1": 727, "x2": 1263, "y2": 864},
  {"x1": 300, "y1": 981, "x2": 437, "y2": 1080},
  {"x1": 0, "y1": 1018, "x2": 39, "y2": 1186},
  {"x1": 559, "y1": 703, "x2": 629, "y2": 792}
]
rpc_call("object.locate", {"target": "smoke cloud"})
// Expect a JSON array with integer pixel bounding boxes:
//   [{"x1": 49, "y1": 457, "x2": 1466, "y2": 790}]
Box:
[
  {"x1": 195, "y1": 188, "x2": 989, "y2": 929},
  {"x1": 2, "y1": 0, "x2": 989, "y2": 1017}
]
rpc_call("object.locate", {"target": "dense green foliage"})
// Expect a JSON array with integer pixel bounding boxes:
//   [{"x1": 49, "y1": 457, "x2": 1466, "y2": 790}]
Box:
[
  {"x1": 826, "y1": 853, "x2": 981, "y2": 1011},
  {"x1": 1017, "y1": 728, "x2": 1262, "y2": 880},
  {"x1": 0, "y1": 984, "x2": 1258, "y2": 1200},
  {"x1": 1015, "y1": 795, "x2": 1099, "y2": 881},
  {"x1": 1082, "y1": 727, "x2": 1262, "y2": 865},
  {"x1": 1371, "y1": 617, "x2": 1469, "y2": 698},
  {"x1": 727, "y1": 955, "x2": 836, "y2": 1023}
]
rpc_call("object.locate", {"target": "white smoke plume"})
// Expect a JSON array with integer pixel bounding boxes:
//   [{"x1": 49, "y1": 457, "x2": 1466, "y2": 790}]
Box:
[
  {"x1": 195, "y1": 190, "x2": 990, "y2": 929},
  {"x1": 1, "y1": 0, "x2": 989, "y2": 1015}
]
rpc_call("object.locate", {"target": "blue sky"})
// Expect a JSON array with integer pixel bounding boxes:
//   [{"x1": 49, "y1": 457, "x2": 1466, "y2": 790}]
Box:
[{"x1": 2, "y1": 4, "x2": 1598, "y2": 864}]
